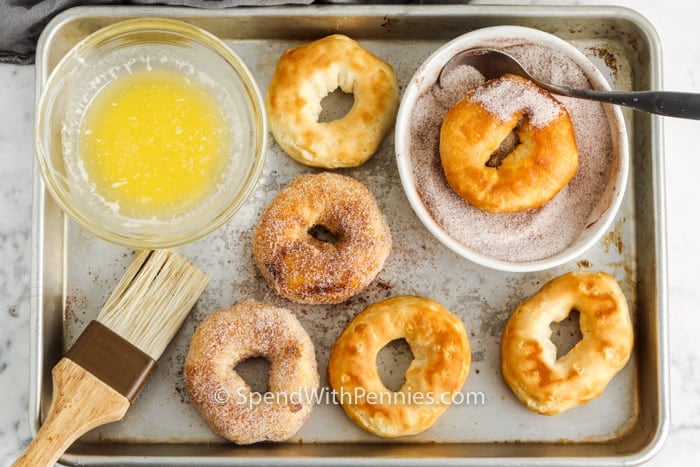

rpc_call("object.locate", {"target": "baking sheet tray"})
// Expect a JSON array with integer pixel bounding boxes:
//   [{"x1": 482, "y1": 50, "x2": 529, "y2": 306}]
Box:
[{"x1": 30, "y1": 4, "x2": 669, "y2": 465}]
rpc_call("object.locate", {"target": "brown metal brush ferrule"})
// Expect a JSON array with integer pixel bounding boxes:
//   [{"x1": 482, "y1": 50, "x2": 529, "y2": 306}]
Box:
[{"x1": 65, "y1": 320, "x2": 157, "y2": 402}]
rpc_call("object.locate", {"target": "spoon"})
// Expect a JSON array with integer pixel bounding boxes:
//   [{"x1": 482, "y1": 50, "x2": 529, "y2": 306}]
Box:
[{"x1": 439, "y1": 48, "x2": 700, "y2": 120}]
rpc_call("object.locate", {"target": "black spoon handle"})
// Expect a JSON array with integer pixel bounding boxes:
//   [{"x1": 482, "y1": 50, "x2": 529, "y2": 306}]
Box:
[{"x1": 544, "y1": 84, "x2": 700, "y2": 119}]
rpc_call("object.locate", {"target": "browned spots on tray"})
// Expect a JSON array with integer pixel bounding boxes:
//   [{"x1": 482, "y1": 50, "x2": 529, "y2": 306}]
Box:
[
  {"x1": 601, "y1": 217, "x2": 625, "y2": 255},
  {"x1": 589, "y1": 47, "x2": 618, "y2": 75}
]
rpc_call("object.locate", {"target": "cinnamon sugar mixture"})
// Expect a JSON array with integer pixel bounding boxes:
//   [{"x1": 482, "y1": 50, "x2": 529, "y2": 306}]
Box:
[
  {"x1": 410, "y1": 44, "x2": 614, "y2": 262},
  {"x1": 471, "y1": 75, "x2": 564, "y2": 128}
]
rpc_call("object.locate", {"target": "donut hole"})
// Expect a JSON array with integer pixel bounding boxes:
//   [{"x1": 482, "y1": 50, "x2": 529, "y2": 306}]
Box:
[
  {"x1": 308, "y1": 224, "x2": 340, "y2": 244},
  {"x1": 550, "y1": 309, "x2": 583, "y2": 360},
  {"x1": 486, "y1": 126, "x2": 522, "y2": 168},
  {"x1": 376, "y1": 338, "x2": 414, "y2": 392},
  {"x1": 318, "y1": 87, "x2": 355, "y2": 123},
  {"x1": 234, "y1": 356, "x2": 271, "y2": 394}
]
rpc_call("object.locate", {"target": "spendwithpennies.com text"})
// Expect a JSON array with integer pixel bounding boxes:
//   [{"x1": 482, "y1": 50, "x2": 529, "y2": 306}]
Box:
[{"x1": 210, "y1": 386, "x2": 486, "y2": 409}]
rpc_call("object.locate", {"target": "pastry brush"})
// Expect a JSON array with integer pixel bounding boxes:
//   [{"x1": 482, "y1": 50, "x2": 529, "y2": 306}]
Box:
[{"x1": 14, "y1": 249, "x2": 209, "y2": 467}]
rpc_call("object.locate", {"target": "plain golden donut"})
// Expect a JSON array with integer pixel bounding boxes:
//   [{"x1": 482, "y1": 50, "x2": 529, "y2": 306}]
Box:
[
  {"x1": 253, "y1": 172, "x2": 392, "y2": 304},
  {"x1": 501, "y1": 271, "x2": 633, "y2": 415},
  {"x1": 440, "y1": 74, "x2": 579, "y2": 213},
  {"x1": 265, "y1": 34, "x2": 399, "y2": 168},
  {"x1": 184, "y1": 301, "x2": 319, "y2": 444},
  {"x1": 328, "y1": 296, "x2": 471, "y2": 437}
]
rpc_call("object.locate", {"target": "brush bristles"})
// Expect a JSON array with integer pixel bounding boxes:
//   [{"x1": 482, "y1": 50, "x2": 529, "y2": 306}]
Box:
[{"x1": 97, "y1": 250, "x2": 209, "y2": 360}]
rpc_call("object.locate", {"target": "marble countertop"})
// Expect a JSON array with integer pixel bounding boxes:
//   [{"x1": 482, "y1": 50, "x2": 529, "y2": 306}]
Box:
[{"x1": 1, "y1": 0, "x2": 697, "y2": 465}]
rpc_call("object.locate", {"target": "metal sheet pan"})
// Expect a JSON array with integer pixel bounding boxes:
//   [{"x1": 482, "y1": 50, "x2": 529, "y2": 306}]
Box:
[{"x1": 30, "y1": 4, "x2": 669, "y2": 465}]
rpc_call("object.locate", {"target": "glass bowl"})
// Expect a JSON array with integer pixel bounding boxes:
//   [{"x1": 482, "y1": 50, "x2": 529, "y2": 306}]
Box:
[
  {"x1": 395, "y1": 26, "x2": 629, "y2": 272},
  {"x1": 35, "y1": 18, "x2": 267, "y2": 249}
]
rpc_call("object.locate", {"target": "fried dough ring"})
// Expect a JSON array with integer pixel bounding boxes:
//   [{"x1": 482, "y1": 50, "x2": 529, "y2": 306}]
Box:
[
  {"x1": 184, "y1": 301, "x2": 319, "y2": 444},
  {"x1": 253, "y1": 172, "x2": 391, "y2": 304},
  {"x1": 328, "y1": 296, "x2": 471, "y2": 437},
  {"x1": 501, "y1": 271, "x2": 633, "y2": 415},
  {"x1": 266, "y1": 34, "x2": 399, "y2": 168},
  {"x1": 440, "y1": 74, "x2": 579, "y2": 213}
]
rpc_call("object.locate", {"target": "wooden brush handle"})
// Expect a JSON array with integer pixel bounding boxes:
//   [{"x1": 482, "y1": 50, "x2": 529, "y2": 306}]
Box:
[{"x1": 14, "y1": 358, "x2": 130, "y2": 467}]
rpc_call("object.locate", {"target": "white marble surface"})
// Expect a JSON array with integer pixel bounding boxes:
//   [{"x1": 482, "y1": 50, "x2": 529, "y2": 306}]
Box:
[{"x1": 0, "y1": 0, "x2": 698, "y2": 465}]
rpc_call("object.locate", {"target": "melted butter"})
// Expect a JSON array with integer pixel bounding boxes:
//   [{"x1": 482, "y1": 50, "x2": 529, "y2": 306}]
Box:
[{"x1": 79, "y1": 68, "x2": 230, "y2": 219}]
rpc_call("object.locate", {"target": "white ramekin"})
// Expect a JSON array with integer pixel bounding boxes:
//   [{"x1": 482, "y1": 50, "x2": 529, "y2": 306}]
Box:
[{"x1": 395, "y1": 26, "x2": 629, "y2": 273}]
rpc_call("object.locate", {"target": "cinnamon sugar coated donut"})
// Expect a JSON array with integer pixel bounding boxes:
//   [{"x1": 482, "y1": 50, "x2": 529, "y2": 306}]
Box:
[
  {"x1": 440, "y1": 74, "x2": 579, "y2": 213},
  {"x1": 253, "y1": 172, "x2": 392, "y2": 304},
  {"x1": 408, "y1": 42, "x2": 616, "y2": 263},
  {"x1": 184, "y1": 301, "x2": 319, "y2": 444},
  {"x1": 328, "y1": 296, "x2": 471, "y2": 438},
  {"x1": 501, "y1": 271, "x2": 633, "y2": 415},
  {"x1": 265, "y1": 34, "x2": 399, "y2": 168}
]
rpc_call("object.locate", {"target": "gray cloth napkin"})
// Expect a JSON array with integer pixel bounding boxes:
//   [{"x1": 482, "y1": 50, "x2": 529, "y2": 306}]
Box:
[{"x1": 0, "y1": 0, "x2": 312, "y2": 65}]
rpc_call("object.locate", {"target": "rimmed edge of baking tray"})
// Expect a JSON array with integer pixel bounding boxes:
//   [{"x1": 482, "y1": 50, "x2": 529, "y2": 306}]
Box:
[{"x1": 30, "y1": 4, "x2": 669, "y2": 466}]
